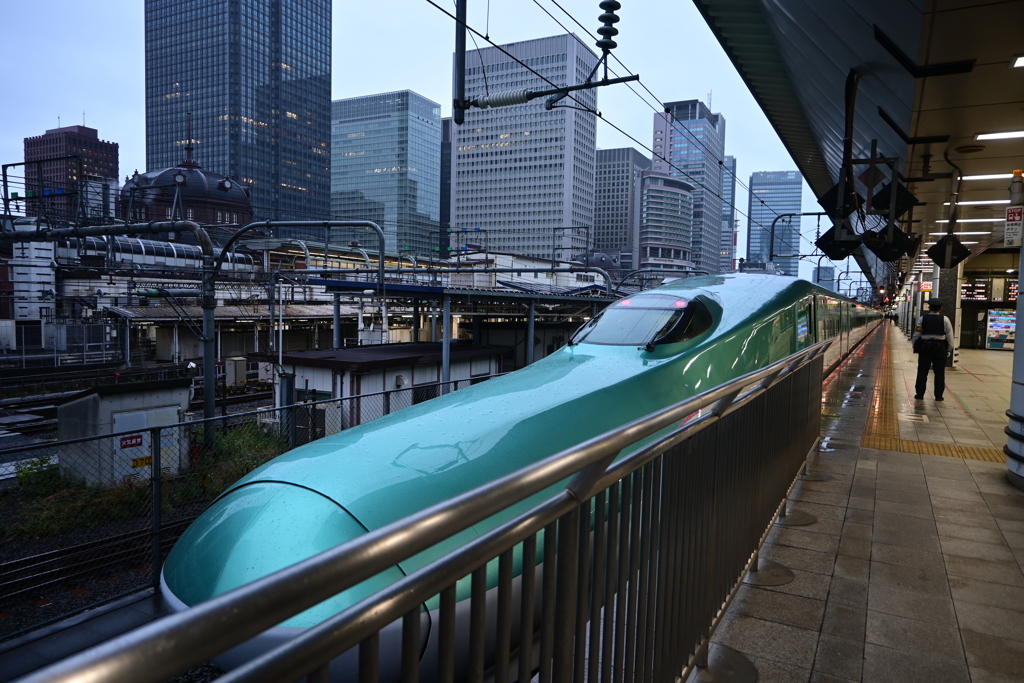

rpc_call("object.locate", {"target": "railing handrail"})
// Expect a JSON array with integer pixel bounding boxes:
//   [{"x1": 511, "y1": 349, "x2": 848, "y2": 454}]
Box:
[
  {"x1": 18, "y1": 340, "x2": 831, "y2": 683},
  {"x1": 0, "y1": 371, "x2": 509, "y2": 457}
]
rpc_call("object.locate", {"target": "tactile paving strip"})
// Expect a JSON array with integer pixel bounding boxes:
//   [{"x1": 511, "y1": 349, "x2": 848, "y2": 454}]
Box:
[{"x1": 860, "y1": 328, "x2": 1005, "y2": 463}]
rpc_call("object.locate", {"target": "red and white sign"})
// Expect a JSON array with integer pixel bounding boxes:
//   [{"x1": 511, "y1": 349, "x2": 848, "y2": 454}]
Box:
[
  {"x1": 1007, "y1": 206, "x2": 1024, "y2": 247},
  {"x1": 120, "y1": 434, "x2": 144, "y2": 449},
  {"x1": 919, "y1": 281, "x2": 933, "y2": 292}
]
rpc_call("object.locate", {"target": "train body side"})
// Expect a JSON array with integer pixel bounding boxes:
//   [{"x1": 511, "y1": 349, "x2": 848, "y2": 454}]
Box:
[{"x1": 163, "y1": 274, "x2": 880, "y2": 628}]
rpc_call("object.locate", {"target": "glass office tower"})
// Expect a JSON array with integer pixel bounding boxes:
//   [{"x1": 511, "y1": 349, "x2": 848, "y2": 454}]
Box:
[
  {"x1": 331, "y1": 91, "x2": 442, "y2": 256},
  {"x1": 720, "y1": 155, "x2": 737, "y2": 272},
  {"x1": 145, "y1": 0, "x2": 331, "y2": 222},
  {"x1": 747, "y1": 170, "x2": 803, "y2": 277},
  {"x1": 652, "y1": 100, "x2": 726, "y2": 273}
]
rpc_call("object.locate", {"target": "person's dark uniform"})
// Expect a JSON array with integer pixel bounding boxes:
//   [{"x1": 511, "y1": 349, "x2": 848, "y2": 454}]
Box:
[{"x1": 912, "y1": 298, "x2": 954, "y2": 401}]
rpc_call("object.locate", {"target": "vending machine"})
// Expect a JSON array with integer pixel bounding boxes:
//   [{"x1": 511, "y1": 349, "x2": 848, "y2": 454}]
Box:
[{"x1": 986, "y1": 309, "x2": 1016, "y2": 350}]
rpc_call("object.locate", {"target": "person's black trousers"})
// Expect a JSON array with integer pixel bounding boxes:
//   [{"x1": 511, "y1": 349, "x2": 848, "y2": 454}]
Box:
[{"x1": 916, "y1": 350, "x2": 947, "y2": 398}]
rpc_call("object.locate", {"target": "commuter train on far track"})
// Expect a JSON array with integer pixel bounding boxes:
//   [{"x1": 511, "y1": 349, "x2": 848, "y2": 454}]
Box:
[{"x1": 161, "y1": 273, "x2": 881, "y2": 675}]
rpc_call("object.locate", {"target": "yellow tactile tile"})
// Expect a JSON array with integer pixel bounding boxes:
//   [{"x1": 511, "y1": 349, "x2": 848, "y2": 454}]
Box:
[{"x1": 859, "y1": 328, "x2": 1006, "y2": 463}]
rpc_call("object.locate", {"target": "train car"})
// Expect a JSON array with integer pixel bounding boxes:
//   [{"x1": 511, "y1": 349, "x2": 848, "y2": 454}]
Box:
[{"x1": 161, "y1": 273, "x2": 880, "y2": 674}]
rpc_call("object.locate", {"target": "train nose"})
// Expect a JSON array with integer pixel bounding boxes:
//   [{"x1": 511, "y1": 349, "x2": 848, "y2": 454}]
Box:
[{"x1": 162, "y1": 481, "x2": 406, "y2": 628}]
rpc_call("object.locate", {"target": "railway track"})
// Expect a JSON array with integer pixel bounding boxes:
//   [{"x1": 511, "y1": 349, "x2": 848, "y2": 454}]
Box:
[{"x1": 0, "y1": 517, "x2": 197, "y2": 601}]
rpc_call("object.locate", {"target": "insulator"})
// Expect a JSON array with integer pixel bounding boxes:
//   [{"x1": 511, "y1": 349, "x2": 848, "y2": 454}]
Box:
[
  {"x1": 474, "y1": 89, "x2": 533, "y2": 109},
  {"x1": 596, "y1": 0, "x2": 621, "y2": 51}
]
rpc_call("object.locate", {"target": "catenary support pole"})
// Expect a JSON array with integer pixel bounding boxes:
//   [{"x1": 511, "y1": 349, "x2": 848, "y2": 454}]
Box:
[
  {"x1": 527, "y1": 301, "x2": 536, "y2": 365},
  {"x1": 332, "y1": 293, "x2": 341, "y2": 349},
  {"x1": 441, "y1": 295, "x2": 451, "y2": 394}
]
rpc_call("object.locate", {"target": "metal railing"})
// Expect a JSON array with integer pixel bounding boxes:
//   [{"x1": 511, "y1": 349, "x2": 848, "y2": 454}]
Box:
[
  {"x1": 19, "y1": 339, "x2": 831, "y2": 683},
  {"x1": 0, "y1": 373, "x2": 504, "y2": 642}
]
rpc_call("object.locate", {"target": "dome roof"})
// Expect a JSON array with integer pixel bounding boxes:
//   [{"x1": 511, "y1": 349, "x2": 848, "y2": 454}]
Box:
[{"x1": 122, "y1": 148, "x2": 251, "y2": 208}]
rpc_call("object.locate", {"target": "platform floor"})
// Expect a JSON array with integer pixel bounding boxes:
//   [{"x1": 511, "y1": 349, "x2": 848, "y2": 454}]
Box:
[{"x1": 709, "y1": 325, "x2": 1024, "y2": 683}]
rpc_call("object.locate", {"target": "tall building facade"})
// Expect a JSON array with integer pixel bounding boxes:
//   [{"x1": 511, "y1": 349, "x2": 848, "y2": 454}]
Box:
[
  {"x1": 637, "y1": 171, "x2": 694, "y2": 272},
  {"x1": 720, "y1": 155, "x2": 737, "y2": 272},
  {"x1": 331, "y1": 91, "x2": 441, "y2": 255},
  {"x1": 595, "y1": 148, "x2": 650, "y2": 271},
  {"x1": 747, "y1": 170, "x2": 802, "y2": 277},
  {"x1": 652, "y1": 100, "x2": 726, "y2": 273},
  {"x1": 23, "y1": 126, "x2": 118, "y2": 224},
  {"x1": 451, "y1": 35, "x2": 599, "y2": 260},
  {"x1": 144, "y1": 0, "x2": 331, "y2": 222},
  {"x1": 440, "y1": 117, "x2": 453, "y2": 258}
]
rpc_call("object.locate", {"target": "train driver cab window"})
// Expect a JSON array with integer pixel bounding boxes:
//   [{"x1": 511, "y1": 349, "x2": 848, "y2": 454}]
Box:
[{"x1": 571, "y1": 294, "x2": 713, "y2": 348}]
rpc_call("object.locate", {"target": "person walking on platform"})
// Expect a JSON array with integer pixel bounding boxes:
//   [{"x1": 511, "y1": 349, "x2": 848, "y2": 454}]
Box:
[{"x1": 912, "y1": 298, "x2": 954, "y2": 401}]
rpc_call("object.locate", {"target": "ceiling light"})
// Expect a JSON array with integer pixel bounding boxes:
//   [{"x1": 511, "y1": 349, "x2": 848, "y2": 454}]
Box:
[
  {"x1": 936, "y1": 218, "x2": 1005, "y2": 223},
  {"x1": 1014, "y1": 55, "x2": 1024, "y2": 68},
  {"x1": 927, "y1": 232, "x2": 991, "y2": 235},
  {"x1": 962, "y1": 174, "x2": 1014, "y2": 180},
  {"x1": 924, "y1": 242, "x2": 978, "y2": 245},
  {"x1": 976, "y1": 131, "x2": 1024, "y2": 140},
  {"x1": 944, "y1": 200, "x2": 1010, "y2": 206}
]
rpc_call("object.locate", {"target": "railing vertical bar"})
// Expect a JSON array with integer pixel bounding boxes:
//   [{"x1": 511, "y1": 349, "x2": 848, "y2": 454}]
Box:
[
  {"x1": 553, "y1": 507, "x2": 580, "y2": 683},
  {"x1": 612, "y1": 473, "x2": 633, "y2": 683},
  {"x1": 469, "y1": 566, "x2": 487, "y2": 683},
  {"x1": 652, "y1": 450, "x2": 676, "y2": 682},
  {"x1": 539, "y1": 522, "x2": 558, "y2": 683},
  {"x1": 518, "y1": 534, "x2": 537, "y2": 683},
  {"x1": 573, "y1": 498, "x2": 592, "y2": 683},
  {"x1": 359, "y1": 632, "x2": 379, "y2": 683},
  {"x1": 495, "y1": 549, "x2": 514, "y2": 683},
  {"x1": 401, "y1": 608, "x2": 420, "y2": 683},
  {"x1": 438, "y1": 585, "x2": 457, "y2": 683},
  {"x1": 600, "y1": 482, "x2": 620, "y2": 683},
  {"x1": 588, "y1": 489, "x2": 607, "y2": 683},
  {"x1": 637, "y1": 460, "x2": 660, "y2": 683},
  {"x1": 622, "y1": 469, "x2": 644, "y2": 683}
]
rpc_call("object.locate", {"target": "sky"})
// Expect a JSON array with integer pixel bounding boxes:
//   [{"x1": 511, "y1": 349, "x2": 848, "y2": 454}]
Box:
[{"x1": 0, "y1": 0, "x2": 864, "y2": 286}]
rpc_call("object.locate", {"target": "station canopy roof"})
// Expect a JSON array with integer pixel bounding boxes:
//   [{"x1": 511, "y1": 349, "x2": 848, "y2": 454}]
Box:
[{"x1": 693, "y1": 0, "x2": 1024, "y2": 282}]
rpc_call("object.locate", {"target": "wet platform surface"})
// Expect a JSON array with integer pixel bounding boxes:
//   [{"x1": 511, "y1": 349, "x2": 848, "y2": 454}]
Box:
[{"x1": 710, "y1": 325, "x2": 1024, "y2": 682}]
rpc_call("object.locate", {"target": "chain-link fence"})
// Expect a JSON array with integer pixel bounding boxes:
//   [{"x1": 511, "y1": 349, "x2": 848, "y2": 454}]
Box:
[{"x1": 0, "y1": 373, "x2": 501, "y2": 642}]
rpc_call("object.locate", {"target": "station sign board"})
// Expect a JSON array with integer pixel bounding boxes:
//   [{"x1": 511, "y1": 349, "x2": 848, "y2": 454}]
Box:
[
  {"x1": 919, "y1": 281, "x2": 933, "y2": 292},
  {"x1": 1007, "y1": 206, "x2": 1023, "y2": 247}
]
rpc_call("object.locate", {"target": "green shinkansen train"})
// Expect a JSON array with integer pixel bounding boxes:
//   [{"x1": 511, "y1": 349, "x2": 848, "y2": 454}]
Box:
[{"x1": 162, "y1": 273, "x2": 881, "y2": 674}]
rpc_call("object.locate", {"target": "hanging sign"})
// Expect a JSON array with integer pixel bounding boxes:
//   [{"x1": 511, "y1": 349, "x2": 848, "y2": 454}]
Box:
[{"x1": 1006, "y1": 206, "x2": 1023, "y2": 247}]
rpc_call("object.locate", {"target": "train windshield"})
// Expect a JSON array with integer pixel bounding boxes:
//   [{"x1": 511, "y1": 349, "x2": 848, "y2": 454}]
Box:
[{"x1": 572, "y1": 294, "x2": 710, "y2": 347}]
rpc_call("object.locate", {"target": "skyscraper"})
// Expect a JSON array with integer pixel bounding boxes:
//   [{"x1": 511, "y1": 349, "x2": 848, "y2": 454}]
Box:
[
  {"x1": 331, "y1": 91, "x2": 441, "y2": 255},
  {"x1": 440, "y1": 117, "x2": 454, "y2": 258},
  {"x1": 144, "y1": 0, "x2": 331, "y2": 222},
  {"x1": 637, "y1": 171, "x2": 694, "y2": 272},
  {"x1": 747, "y1": 170, "x2": 803, "y2": 277},
  {"x1": 720, "y1": 155, "x2": 737, "y2": 272},
  {"x1": 652, "y1": 100, "x2": 726, "y2": 273},
  {"x1": 451, "y1": 35, "x2": 599, "y2": 260},
  {"x1": 595, "y1": 148, "x2": 650, "y2": 271},
  {"x1": 23, "y1": 126, "x2": 118, "y2": 224}
]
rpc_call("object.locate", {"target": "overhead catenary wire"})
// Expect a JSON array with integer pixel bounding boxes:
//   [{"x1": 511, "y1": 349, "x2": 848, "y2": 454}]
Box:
[
  {"x1": 421, "y1": 0, "x2": 807, "y2": 259},
  {"x1": 532, "y1": 0, "x2": 820, "y2": 255}
]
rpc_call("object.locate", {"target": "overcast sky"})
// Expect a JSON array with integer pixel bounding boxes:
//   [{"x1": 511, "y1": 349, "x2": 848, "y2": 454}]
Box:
[{"x1": 0, "y1": 0, "x2": 863, "y2": 284}]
